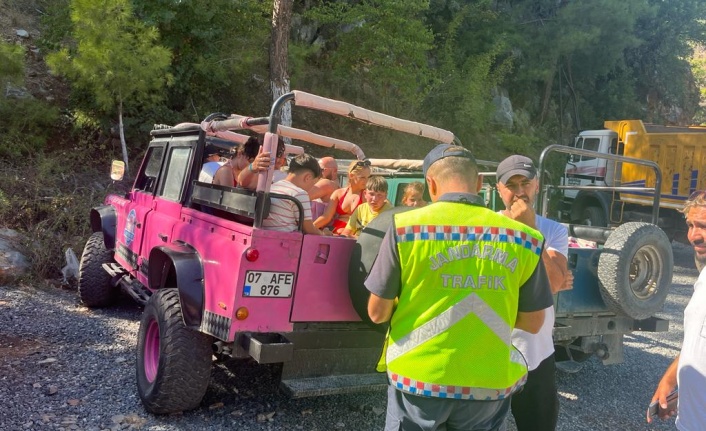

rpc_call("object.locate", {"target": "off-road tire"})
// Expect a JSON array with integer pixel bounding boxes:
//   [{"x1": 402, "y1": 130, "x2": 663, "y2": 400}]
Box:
[
  {"x1": 78, "y1": 232, "x2": 117, "y2": 307},
  {"x1": 137, "y1": 288, "x2": 213, "y2": 414},
  {"x1": 348, "y1": 206, "x2": 411, "y2": 333},
  {"x1": 597, "y1": 222, "x2": 673, "y2": 320},
  {"x1": 581, "y1": 205, "x2": 607, "y2": 227}
]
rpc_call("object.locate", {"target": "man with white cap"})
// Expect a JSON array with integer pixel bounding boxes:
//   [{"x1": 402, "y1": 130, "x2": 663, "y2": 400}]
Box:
[
  {"x1": 366, "y1": 144, "x2": 552, "y2": 431},
  {"x1": 495, "y1": 155, "x2": 573, "y2": 431}
]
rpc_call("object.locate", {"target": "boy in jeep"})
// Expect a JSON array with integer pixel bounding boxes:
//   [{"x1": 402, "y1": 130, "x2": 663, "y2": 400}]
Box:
[
  {"x1": 340, "y1": 175, "x2": 392, "y2": 238},
  {"x1": 262, "y1": 153, "x2": 331, "y2": 236}
]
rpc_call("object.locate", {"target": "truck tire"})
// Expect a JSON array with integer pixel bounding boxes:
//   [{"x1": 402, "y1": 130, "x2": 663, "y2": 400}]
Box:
[
  {"x1": 137, "y1": 288, "x2": 213, "y2": 414},
  {"x1": 597, "y1": 222, "x2": 673, "y2": 320},
  {"x1": 78, "y1": 232, "x2": 117, "y2": 307},
  {"x1": 348, "y1": 206, "x2": 411, "y2": 333},
  {"x1": 580, "y1": 205, "x2": 607, "y2": 227}
]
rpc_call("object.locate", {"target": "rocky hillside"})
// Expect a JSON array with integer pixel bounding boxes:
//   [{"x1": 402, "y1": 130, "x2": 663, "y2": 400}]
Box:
[{"x1": 1, "y1": 1, "x2": 69, "y2": 107}]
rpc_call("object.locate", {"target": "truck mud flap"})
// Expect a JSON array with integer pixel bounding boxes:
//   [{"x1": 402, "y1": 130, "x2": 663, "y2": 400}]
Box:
[{"x1": 281, "y1": 373, "x2": 387, "y2": 398}]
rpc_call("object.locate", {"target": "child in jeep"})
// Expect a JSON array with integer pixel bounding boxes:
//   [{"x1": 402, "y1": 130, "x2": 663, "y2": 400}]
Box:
[
  {"x1": 340, "y1": 175, "x2": 392, "y2": 238},
  {"x1": 262, "y1": 153, "x2": 331, "y2": 236},
  {"x1": 401, "y1": 181, "x2": 428, "y2": 208}
]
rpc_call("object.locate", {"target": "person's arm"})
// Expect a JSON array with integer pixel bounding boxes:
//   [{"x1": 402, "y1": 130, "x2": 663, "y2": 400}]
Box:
[
  {"x1": 314, "y1": 191, "x2": 340, "y2": 228},
  {"x1": 368, "y1": 295, "x2": 395, "y2": 324},
  {"x1": 647, "y1": 355, "x2": 680, "y2": 423},
  {"x1": 302, "y1": 219, "x2": 330, "y2": 235},
  {"x1": 515, "y1": 309, "x2": 545, "y2": 334},
  {"x1": 309, "y1": 179, "x2": 336, "y2": 201},
  {"x1": 237, "y1": 163, "x2": 257, "y2": 190},
  {"x1": 515, "y1": 247, "x2": 552, "y2": 333},
  {"x1": 544, "y1": 249, "x2": 571, "y2": 294},
  {"x1": 238, "y1": 147, "x2": 270, "y2": 190},
  {"x1": 340, "y1": 207, "x2": 360, "y2": 237}
]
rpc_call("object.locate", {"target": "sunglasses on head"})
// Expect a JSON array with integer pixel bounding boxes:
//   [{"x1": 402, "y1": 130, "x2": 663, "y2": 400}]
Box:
[{"x1": 355, "y1": 160, "x2": 371, "y2": 167}]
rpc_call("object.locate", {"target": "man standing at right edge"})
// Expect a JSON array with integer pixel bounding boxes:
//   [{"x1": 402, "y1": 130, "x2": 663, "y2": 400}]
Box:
[
  {"x1": 496, "y1": 156, "x2": 573, "y2": 431},
  {"x1": 648, "y1": 190, "x2": 706, "y2": 429}
]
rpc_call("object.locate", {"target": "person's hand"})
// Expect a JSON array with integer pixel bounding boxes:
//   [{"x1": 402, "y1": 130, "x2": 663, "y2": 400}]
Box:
[
  {"x1": 646, "y1": 383, "x2": 677, "y2": 423},
  {"x1": 505, "y1": 198, "x2": 536, "y2": 229},
  {"x1": 251, "y1": 146, "x2": 271, "y2": 172},
  {"x1": 560, "y1": 270, "x2": 574, "y2": 291}
]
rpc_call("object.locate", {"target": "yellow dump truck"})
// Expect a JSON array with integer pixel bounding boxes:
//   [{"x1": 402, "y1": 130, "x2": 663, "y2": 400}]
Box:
[{"x1": 560, "y1": 119, "x2": 706, "y2": 242}]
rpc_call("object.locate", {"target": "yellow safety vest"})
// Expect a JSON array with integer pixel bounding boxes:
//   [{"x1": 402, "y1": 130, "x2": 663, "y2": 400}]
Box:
[{"x1": 386, "y1": 201, "x2": 544, "y2": 400}]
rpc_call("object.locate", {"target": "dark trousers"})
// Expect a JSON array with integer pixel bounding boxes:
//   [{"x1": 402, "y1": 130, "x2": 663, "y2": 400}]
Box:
[{"x1": 510, "y1": 355, "x2": 559, "y2": 431}]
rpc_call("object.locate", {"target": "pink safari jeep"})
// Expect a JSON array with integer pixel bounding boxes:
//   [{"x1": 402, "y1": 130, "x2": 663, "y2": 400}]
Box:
[{"x1": 78, "y1": 91, "x2": 462, "y2": 414}]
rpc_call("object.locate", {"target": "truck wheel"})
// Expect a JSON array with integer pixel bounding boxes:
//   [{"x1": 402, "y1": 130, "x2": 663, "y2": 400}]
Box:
[
  {"x1": 137, "y1": 288, "x2": 213, "y2": 414},
  {"x1": 348, "y1": 206, "x2": 411, "y2": 332},
  {"x1": 597, "y1": 222, "x2": 673, "y2": 320},
  {"x1": 580, "y1": 206, "x2": 607, "y2": 227},
  {"x1": 78, "y1": 232, "x2": 117, "y2": 307}
]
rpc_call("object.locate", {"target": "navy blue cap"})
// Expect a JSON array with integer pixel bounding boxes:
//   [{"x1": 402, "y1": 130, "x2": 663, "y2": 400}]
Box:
[
  {"x1": 422, "y1": 144, "x2": 477, "y2": 177},
  {"x1": 496, "y1": 155, "x2": 537, "y2": 184}
]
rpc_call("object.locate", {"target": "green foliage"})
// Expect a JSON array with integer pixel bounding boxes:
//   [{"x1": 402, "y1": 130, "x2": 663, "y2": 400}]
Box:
[
  {"x1": 132, "y1": 0, "x2": 272, "y2": 119},
  {"x1": 0, "y1": 153, "x2": 110, "y2": 279},
  {"x1": 37, "y1": 0, "x2": 72, "y2": 52},
  {"x1": 300, "y1": 0, "x2": 434, "y2": 113},
  {"x1": 0, "y1": 40, "x2": 59, "y2": 158},
  {"x1": 0, "y1": 40, "x2": 24, "y2": 86},
  {"x1": 46, "y1": 0, "x2": 173, "y2": 113},
  {"x1": 422, "y1": 3, "x2": 512, "y2": 149},
  {"x1": 0, "y1": 99, "x2": 60, "y2": 158}
]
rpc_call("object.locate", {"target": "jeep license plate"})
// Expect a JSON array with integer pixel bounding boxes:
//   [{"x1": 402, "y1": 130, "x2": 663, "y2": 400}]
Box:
[{"x1": 243, "y1": 271, "x2": 294, "y2": 298}]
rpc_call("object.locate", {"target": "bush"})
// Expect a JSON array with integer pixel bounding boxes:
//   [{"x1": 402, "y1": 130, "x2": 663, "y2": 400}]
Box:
[
  {"x1": 0, "y1": 98, "x2": 60, "y2": 158},
  {"x1": 0, "y1": 153, "x2": 114, "y2": 280}
]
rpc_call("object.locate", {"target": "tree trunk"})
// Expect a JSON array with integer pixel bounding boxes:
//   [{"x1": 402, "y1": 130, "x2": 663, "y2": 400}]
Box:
[
  {"x1": 270, "y1": 0, "x2": 293, "y2": 134},
  {"x1": 539, "y1": 56, "x2": 557, "y2": 125},
  {"x1": 118, "y1": 98, "x2": 129, "y2": 173}
]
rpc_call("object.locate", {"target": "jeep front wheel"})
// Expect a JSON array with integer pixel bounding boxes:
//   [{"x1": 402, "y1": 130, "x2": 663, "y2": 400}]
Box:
[
  {"x1": 137, "y1": 288, "x2": 213, "y2": 414},
  {"x1": 78, "y1": 232, "x2": 117, "y2": 307}
]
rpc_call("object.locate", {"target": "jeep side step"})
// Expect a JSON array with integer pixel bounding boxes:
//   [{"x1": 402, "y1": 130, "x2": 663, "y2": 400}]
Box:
[
  {"x1": 281, "y1": 373, "x2": 387, "y2": 398},
  {"x1": 118, "y1": 278, "x2": 152, "y2": 305},
  {"x1": 103, "y1": 263, "x2": 152, "y2": 305}
]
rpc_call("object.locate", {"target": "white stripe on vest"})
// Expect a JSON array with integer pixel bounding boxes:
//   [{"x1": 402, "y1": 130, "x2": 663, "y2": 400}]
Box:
[{"x1": 387, "y1": 292, "x2": 523, "y2": 366}]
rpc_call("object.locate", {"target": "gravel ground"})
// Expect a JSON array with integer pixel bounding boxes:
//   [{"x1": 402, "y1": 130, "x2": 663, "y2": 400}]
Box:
[{"x1": 0, "y1": 242, "x2": 696, "y2": 431}]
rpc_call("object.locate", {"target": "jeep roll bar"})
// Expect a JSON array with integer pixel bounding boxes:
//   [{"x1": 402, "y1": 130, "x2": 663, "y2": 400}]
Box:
[{"x1": 202, "y1": 90, "x2": 462, "y2": 228}]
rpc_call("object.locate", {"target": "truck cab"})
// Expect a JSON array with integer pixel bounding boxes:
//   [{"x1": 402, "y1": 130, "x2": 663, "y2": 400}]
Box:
[{"x1": 560, "y1": 129, "x2": 618, "y2": 225}]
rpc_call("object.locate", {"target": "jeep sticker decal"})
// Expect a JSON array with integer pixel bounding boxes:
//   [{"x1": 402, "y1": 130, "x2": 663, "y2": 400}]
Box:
[{"x1": 124, "y1": 209, "x2": 137, "y2": 246}]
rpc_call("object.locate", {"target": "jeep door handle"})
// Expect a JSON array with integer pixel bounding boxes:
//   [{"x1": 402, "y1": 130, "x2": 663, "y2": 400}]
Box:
[{"x1": 158, "y1": 233, "x2": 168, "y2": 242}]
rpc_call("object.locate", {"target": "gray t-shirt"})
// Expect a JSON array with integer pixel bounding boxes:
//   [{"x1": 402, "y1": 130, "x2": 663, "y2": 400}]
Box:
[{"x1": 365, "y1": 193, "x2": 552, "y2": 313}]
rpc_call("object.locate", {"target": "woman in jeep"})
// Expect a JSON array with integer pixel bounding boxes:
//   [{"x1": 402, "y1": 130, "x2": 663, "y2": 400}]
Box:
[{"x1": 313, "y1": 160, "x2": 371, "y2": 234}]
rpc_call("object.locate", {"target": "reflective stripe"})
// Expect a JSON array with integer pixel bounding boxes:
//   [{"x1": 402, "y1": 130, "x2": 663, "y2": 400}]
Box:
[
  {"x1": 387, "y1": 293, "x2": 512, "y2": 363},
  {"x1": 388, "y1": 371, "x2": 527, "y2": 400},
  {"x1": 395, "y1": 224, "x2": 542, "y2": 256}
]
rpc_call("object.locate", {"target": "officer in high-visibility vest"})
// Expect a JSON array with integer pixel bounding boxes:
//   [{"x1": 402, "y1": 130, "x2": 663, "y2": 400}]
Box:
[{"x1": 365, "y1": 144, "x2": 553, "y2": 431}]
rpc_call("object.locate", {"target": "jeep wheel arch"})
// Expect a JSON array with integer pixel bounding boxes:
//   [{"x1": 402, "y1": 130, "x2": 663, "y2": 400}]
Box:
[
  {"x1": 148, "y1": 244, "x2": 204, "y2": 330},
  {"x1": 348, "y1": 206, "x2": 412, "y2": 333},
  {"x1": 90, "y1": 205, "x2": 117, "y2": 249}
]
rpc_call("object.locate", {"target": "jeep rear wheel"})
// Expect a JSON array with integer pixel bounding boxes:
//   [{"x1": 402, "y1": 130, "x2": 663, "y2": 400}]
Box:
[
  {"x1": 137, "y1": 289, "x2": 213, "y2": 414},
  {"x1": 78, "y1": 232, "x2": 117, "y2": 307}
]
